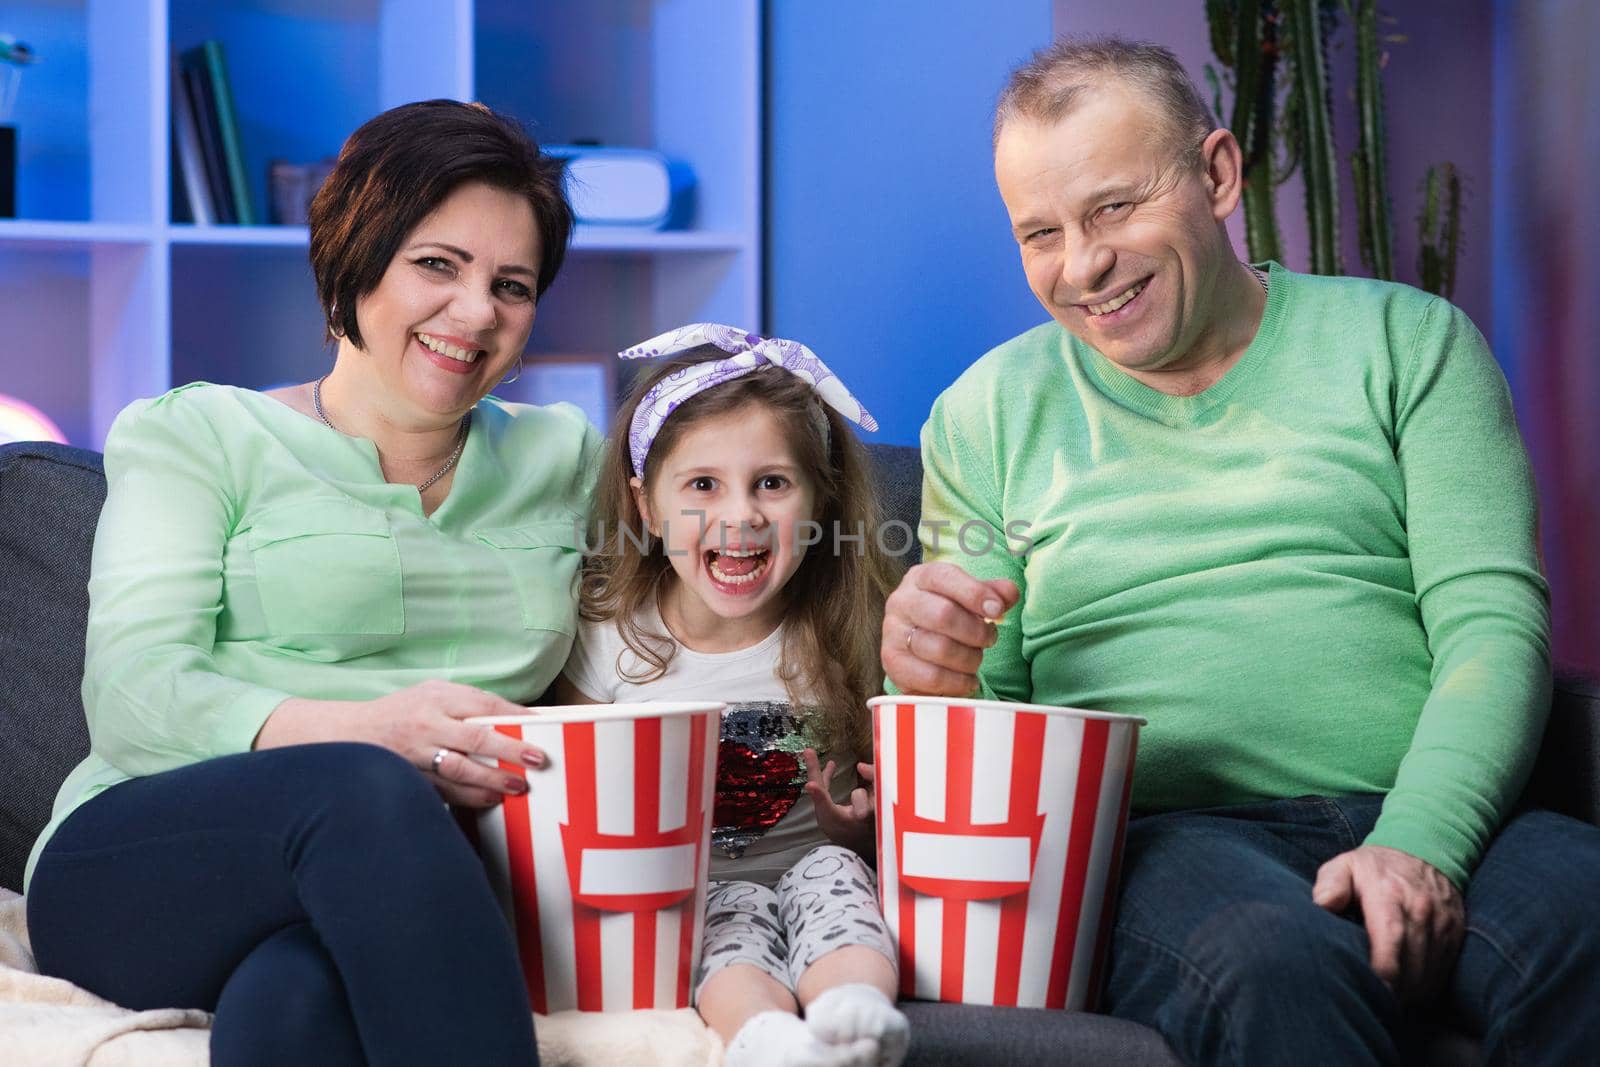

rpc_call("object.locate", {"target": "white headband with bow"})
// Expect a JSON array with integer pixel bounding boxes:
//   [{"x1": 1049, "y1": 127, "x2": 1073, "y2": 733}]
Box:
[{"x1": 619, "y1": 323, "x2": 878, "y2": 477}]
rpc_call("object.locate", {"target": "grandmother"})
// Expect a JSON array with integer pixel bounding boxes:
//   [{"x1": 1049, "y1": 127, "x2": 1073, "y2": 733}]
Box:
[{"x1": 25, "y1": 100, "x2": 597, "y2": 1064}]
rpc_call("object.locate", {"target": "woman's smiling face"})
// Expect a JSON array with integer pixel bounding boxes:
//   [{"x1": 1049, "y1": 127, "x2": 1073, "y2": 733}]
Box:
[{"x1": 351, "y1": 180, "x2": 541, "y2": 425}]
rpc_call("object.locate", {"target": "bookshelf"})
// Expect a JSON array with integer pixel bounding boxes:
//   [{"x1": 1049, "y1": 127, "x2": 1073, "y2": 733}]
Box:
[{"x1": 0, "y1": 0, "x2": 762, "y2": 446}]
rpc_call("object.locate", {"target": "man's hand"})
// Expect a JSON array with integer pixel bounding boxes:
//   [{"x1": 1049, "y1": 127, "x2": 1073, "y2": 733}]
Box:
[
  {"x1": 1312, "y1": 844, "x2": 1465, "y2": 1003},
  {"x1": 803, "y1": 749, "x2": 876, "y2": 855},
  {"x1": 882, "y1": 562, "x2": 1020, "y2": 696}
]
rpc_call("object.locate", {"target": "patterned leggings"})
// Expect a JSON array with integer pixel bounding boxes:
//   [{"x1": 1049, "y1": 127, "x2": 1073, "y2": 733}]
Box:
[{"x1": 697, "y1": 844, "x2": 897, "y2": 999}]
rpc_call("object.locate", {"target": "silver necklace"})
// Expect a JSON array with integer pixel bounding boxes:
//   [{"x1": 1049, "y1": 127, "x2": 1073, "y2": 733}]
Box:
[
  {"x1": 313, "y1": 375, "x2": 470, "y2": 494},
  {"x1": 1247, "y1": 263, "x2": 1270, "y2": 294}
]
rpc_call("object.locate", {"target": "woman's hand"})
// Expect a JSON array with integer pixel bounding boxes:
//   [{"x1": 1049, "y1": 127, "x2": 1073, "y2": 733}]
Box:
[
  {"x1": 255, "y1": 680, "x2": 547, "y2": 808},
  {"x1": 803, "y1": 749, "x2": 876, "y2": 855}
]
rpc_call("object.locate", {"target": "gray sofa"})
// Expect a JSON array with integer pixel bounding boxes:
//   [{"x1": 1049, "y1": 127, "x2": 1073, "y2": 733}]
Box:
[{"x1": 2, "y1": 438, "x2": 1596, "y2": 1066}]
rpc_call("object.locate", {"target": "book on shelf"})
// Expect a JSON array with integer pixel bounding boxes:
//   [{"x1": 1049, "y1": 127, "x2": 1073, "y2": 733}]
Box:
[
  {"x1": 170, "y1": 60, "x2": 214, "y2": 225},
  {"x1": 178, "y1": 54, "x2": 234, "y2": 223},
  {"x1": 178, "y1": 40, "x2": 254, "y2": 225}
]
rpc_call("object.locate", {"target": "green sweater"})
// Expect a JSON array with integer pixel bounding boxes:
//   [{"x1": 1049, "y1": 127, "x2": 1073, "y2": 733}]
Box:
[
  {"x1": 911, "y1": 263, "x2": 1550, "y2": 888},
  {"x1": 27, "y1": 384, "x2": 600, "y2": 890}
]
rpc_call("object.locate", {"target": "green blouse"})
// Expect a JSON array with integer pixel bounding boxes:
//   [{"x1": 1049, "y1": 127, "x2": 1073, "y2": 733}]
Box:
[{"x1": 27, "y1": 383, "x2": 601, "y2": 889}]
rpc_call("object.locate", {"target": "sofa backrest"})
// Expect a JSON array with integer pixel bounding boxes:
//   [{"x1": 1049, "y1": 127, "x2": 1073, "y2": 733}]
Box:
[
  {"x1": 864, "y1": 443, "x2": 923, "y2": 568},
  {"x1": 0, "y1": 439, "x2": 924, "y2": 892},
  {"x1": 0, "y1": 443, "x2": 102, "y2": 892},
  {"x1": 2, "y1": 436, "x2": 1595, "y2": 890}
]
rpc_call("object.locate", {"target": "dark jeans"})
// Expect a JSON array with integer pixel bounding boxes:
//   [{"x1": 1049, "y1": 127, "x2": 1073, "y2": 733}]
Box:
[
  {"x1": 27, "y1": 743, "x2": 538, "y2": 1067},
  {"x1": 1103, "y1": 794, "x2": 1600, "y2": 1066}
]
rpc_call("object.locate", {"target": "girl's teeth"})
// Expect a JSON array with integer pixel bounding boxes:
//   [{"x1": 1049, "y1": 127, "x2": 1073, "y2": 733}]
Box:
[{"x1": 708, "y1": 552, "x2": 769, "y2": 585}]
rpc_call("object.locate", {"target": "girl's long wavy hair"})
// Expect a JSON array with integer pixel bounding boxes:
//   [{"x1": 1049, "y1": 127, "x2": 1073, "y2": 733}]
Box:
[{"x1": 581, "y1": 347, "x2": 901, "y2": 760}]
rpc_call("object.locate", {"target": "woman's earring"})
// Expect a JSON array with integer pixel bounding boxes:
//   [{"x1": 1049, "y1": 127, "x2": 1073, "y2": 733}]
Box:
[
  {"x1": 329, "y1": 305, "x2": 344, "y2": 338},
  {"x1": 500, "y1": 353, "x2": 525, "y2": 385}
]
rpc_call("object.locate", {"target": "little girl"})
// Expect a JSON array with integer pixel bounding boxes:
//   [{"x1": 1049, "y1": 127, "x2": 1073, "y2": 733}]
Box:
[{"x1": 554, "y1": 324, "x2": 907, "y2": 1067}]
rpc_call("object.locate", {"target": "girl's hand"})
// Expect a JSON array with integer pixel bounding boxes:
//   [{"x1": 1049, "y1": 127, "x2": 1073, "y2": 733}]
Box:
[
  {"x1": 803, "y1": 748, "x2": 876, "y2": 854},
  {"x1": 256, "y1": 680, "x2": 548, "y2": 808}
]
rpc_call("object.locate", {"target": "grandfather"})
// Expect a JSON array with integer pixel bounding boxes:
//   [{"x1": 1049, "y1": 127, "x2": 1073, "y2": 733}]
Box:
[{"x1": 882, "y1": 37, "x2": 1600, "y2": 1064}]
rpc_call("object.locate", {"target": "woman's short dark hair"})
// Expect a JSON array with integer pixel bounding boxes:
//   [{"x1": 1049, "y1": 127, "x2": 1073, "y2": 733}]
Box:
[{"x1": 308, "y1": 99, "x2": 573, "y2": 349}]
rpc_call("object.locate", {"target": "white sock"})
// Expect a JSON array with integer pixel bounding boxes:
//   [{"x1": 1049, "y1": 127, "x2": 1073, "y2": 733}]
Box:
[
  {"x1": 803, "y1": 984, "x2": 910, "y2": 1067},
  {"x1": 724, "y1": 1010, "x2": 876, "y2": 1067}
]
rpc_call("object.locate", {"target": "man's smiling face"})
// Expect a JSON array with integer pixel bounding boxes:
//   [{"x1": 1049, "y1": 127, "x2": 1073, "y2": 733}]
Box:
[{"x1": 995, "y1": 84, "x2": 1238, "y2": 379}]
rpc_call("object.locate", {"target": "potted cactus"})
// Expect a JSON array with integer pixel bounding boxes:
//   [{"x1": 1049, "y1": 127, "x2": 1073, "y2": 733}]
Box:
[{"x1": 1204, "y1": 0, "x2": 1461, "y2": 296}]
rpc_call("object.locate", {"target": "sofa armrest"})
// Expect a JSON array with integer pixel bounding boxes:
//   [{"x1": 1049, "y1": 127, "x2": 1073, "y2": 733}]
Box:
[
  {"x1": 1526, "y1": 671, "x2": 1600, "y2": 827},
  {"x1": 0, "y1": 442, "x2": 104, "y2": 893}
]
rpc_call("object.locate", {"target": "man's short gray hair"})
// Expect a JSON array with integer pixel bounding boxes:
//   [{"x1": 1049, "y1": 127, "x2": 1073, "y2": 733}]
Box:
[{"x1": 994, "y1": 36, "x2": 1217, "y2": 166}]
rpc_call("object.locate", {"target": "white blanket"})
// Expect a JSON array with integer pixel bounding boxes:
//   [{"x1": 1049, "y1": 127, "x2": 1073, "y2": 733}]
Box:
[{"x1": 0, "y1": 889, "x2": 721, "y2": 1066}]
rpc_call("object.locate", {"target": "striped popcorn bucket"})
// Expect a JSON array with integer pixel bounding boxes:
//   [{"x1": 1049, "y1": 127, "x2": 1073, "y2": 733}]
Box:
[
  {"x1": 463, "y1": 703, "x2": 724, "y2": 1014},
  {"x1": 868, "y1": 696, "x2": 1145, "y2": 1010}
]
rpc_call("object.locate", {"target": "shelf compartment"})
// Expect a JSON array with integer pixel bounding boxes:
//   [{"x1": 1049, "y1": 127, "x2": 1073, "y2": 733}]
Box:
[
  {"x1": 0, "y1": 248, "x2": 92, "y2": 444},
  {"x1": 475, "y1": 0, "x2": 759, "y2": 236},
  {"x1": 167, "y1": 1, "x2": 473, "y2": 227},
  {"x1": 5, "y1": 1, "x2": 156, "y2": 224},
  {"x1": 533, "y1": 251, "x2": 752, "y2": 359},
  {"x1": 0, "y1": 242, "x2": 168, "y2": 446},
  {"x1": 169, "y1": 243, "x2": 326, "y2": 393}
]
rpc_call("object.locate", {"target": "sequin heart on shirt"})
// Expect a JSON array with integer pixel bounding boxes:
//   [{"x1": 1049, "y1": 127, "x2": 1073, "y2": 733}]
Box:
[
  {"x1": 712, "y1": 699, "x2": 812, "y2": 859},
  {"x1": 714, "y1": 743, "x2": 803, "y2": 841}
]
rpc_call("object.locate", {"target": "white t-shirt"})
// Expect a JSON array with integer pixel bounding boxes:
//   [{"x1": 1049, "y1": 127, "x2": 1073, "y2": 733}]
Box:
[{"x1": 562, "y1": 604, "x2": 856, "y2": 888}]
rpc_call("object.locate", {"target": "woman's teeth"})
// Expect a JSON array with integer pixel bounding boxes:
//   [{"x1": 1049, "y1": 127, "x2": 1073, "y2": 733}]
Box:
[
  {"x1": 1087, "y1": 280, "x2": 1147, "y2": 316},
  {"x1": 417, "y1": 332, "x2": 482, "y2": 363},
  {"x1": 706, "y1": 548, "x2": 770, "y2": 586}
]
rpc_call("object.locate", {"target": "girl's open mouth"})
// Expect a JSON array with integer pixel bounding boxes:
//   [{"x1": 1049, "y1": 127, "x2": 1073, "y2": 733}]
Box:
[{"x1": 705, "y1": 548, "x2": 771, "y2": 588}]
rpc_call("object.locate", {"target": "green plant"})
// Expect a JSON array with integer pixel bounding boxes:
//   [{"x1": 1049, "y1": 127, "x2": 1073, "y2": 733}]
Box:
[
  {"x1": 1205, "y1": 0, "x2": 1284, "y2": 264},
  {"x1": 1205, "y1": 1, "x2": 1461, "y2": 295},
  {"x1": 1350, "y1": 0, "x2": 1394, "y2": 279},
  {"x1": 1418, "y1": 163, "x2": 1461, "y2": 300},
  {"x1": 1285, "y1": 0, "x2": 1342, "y2": 275}
]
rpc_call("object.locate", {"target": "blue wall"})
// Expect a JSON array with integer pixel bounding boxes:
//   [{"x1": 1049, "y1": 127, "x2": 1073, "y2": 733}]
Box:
[
  {"x1": 766, "y1": 1, "x2": 1054, "y2": 446},
  {"x1": 6, "y1": 4, "x2": 90, "y2": 220}
]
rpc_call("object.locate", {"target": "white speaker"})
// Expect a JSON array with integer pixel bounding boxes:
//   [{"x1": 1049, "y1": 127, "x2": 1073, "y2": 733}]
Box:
[{"x1": 545, "y1": 145, "x2": 695, "y2": 229}]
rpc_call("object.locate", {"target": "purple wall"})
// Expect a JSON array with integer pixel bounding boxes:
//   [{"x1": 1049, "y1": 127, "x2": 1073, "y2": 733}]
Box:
[{"x1": 1493, "y1": 1, "x2": 1600, "y2": 675}]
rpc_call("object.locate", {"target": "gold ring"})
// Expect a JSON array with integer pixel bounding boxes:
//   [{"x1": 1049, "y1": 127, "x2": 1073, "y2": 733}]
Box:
[{"x1": 904, "y1": 625, "x2": 920, "y2": 654}]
